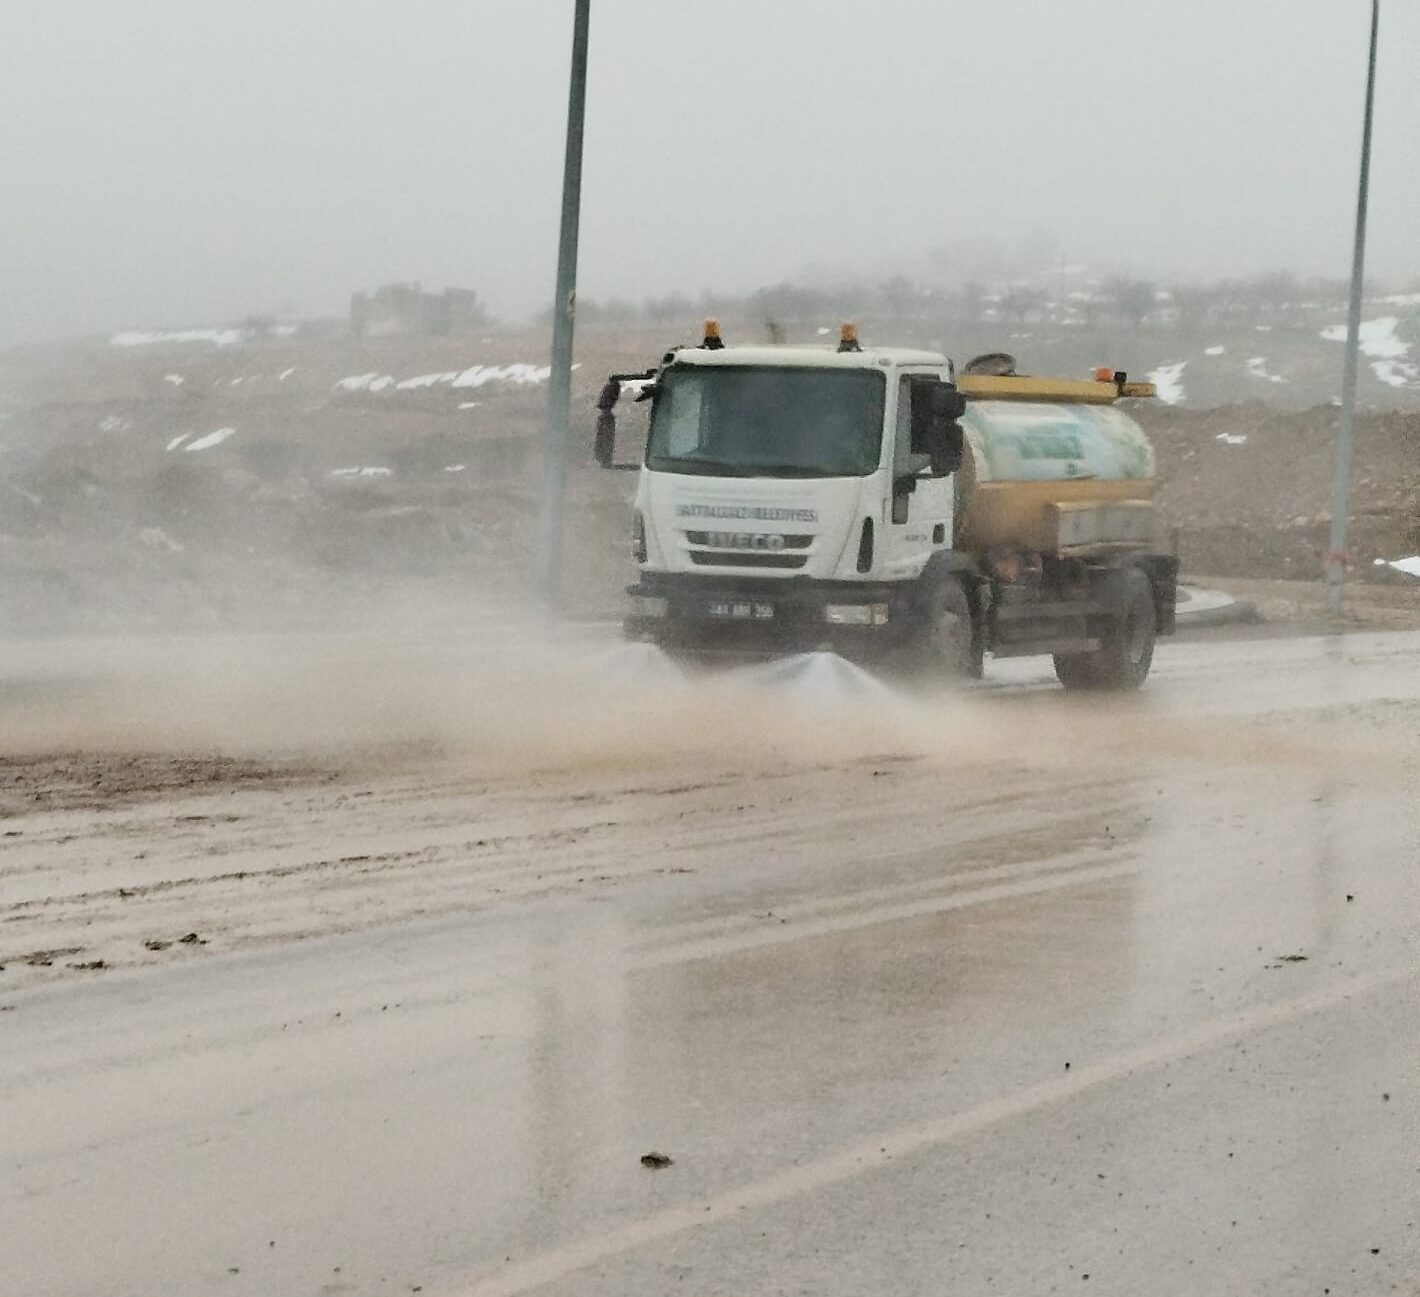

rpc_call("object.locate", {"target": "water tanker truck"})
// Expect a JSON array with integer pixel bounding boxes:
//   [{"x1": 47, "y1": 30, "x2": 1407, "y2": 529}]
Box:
[{"x1": 595, "y1": 323, "x2": 1178, "y2": 689}]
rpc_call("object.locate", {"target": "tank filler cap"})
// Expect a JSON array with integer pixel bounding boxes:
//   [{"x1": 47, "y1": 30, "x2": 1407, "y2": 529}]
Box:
[{"x1": 963, "y1": 352, "x2": 1017, "y2": 376}]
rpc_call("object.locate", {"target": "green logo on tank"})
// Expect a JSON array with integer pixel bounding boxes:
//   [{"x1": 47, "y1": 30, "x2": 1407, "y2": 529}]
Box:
[{"x1": 1016, "y1": 431, "x2": 1085, "y2": 460}]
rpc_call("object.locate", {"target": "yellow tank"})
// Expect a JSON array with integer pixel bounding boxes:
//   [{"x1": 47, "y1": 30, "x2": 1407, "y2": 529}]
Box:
[{"x1": 953, "y1": 380, "x2": 1156, "y2": 556}]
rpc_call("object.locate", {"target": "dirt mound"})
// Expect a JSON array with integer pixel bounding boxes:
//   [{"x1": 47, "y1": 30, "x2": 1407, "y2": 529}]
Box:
[
  {"x1": 1137, "y1": 403, "x2": 1420, "y2": 579},
  {"x1": 0, "y1": 331, "x2": 1416, "y2": 634}
]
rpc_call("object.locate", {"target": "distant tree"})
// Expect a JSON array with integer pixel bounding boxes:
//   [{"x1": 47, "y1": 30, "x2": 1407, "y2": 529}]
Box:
[
  {"x1": 1105, "y1": 277, "x2": 1155, "y2": 330},
  {"x1": 1248, "y1": 270, "x2": 1299, "y2": 317},
  {"x1": 1169, "y1": 284, "x2": 1217, "y2": 333},
  {"x1": 749, "y1": 282, "x2": 830, "y2": 326},
  {"x1": 644, "y1": 292, "x2": 695, "y2": 327},
  {"x1": 598, "y1": 298, "x2": 639, "y2": 326},
  {"x1": 1001, "y1": 283, "x2": 1046, "y2": 327},
  {"x1": 874, "y1": 276, "x2": 918, "y2": 324},
  {"x1": 1073, "y1": 292, "x2": 1104, "y2": 330},
  {"x1": 960, "y1": 281, "x2": 985, "y2": 326}
]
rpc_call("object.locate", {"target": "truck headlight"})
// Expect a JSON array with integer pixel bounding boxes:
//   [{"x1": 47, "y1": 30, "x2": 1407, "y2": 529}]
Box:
[{"x1": 823, "y1": 603, "x2": 889, "y2": 627}]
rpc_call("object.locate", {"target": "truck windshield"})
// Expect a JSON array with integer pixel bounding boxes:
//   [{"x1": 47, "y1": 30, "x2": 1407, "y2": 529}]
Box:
[{"x1": 646, "y1": 366, "x2": 885, "y2": 477}]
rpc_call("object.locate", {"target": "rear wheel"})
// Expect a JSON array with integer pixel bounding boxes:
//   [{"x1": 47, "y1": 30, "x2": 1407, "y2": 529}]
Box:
[
  {"x1": 1052, "y1": 651, "x2": 1098, "y2": 691},
  {"x1": 1054, "y1": 568, "x2": 1156, "y2": 691}
]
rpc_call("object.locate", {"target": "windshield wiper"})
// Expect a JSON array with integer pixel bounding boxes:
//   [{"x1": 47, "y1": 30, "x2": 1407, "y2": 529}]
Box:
[
  {"x1": 733, "y1": 462, "x2": 857, "y2": 478},
  {"x1": 648, "y1": 458, "x2": 756, "y2": 476}
]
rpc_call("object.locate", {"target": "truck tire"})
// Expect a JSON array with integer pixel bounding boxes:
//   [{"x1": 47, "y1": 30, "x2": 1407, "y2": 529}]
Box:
[
  {"x1": 1051, "y1": 651, "x2": 1098, "y2": 691},
  {"x1": 1054, "y1": 567, "x2": 1156, "y2": 691},
  {"x1": 901, "y1": 578, "x2": 981, "y2": 683}
]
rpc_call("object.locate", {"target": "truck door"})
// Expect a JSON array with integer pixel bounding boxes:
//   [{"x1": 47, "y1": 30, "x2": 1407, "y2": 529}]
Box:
[{"x1": 881, "y1": 372, "x2": 954, "y2": 579}]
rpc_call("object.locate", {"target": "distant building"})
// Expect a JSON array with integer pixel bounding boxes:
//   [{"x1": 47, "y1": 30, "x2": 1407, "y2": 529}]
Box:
[{"x1": 350, "y1": 283, "x2": 487, "y2": 338}]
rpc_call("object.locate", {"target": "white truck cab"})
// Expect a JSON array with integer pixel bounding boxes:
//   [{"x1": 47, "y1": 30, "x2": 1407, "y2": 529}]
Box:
[{"x1": 598, "y1": 324, "x2": 1177, "y2": 688}]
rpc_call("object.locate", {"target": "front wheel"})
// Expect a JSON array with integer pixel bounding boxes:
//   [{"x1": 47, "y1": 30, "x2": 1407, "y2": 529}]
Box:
[{"x1": 898, "y1": 578, "x2": 982, "y2": 684}]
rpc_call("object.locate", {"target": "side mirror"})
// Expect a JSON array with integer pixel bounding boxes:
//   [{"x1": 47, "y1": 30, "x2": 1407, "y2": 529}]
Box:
[
  {"x1": 909, "y1": 378, "x2": 966, "y2": 476},
  {"x1": 594, "y1": 368, "x2": 659, "y2": 471},
  {"x1": 931, "y1": 384, "x2": 968, "y2": 422},
  {"x1": 924, "y1": 421, "x2": 963, "y2": 477},
  {"x1": 594, "y1": 412, "x2": 617, "y2": 468}
]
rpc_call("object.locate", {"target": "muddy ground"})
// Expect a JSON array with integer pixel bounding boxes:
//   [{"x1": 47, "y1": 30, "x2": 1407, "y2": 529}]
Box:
[{"x1": 2, "y1": 629, "x2": 1417, "y2": 1295}]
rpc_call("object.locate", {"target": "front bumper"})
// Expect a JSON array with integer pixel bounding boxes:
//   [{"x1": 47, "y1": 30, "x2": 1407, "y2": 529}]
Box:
[{"x1": 623, "y1": 573, "x2": 916, "y2": 662}]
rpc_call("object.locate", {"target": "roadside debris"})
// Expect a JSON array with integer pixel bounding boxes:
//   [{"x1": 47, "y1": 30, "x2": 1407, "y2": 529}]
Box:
[{"x1": 640, "y1": 1152, "x2": 674, "y2": 1170}]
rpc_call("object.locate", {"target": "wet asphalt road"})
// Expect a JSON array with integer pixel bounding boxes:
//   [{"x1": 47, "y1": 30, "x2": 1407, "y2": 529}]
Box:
[{"x1": 2, "y1": 630, "x2": 1418, "y2": 1296}]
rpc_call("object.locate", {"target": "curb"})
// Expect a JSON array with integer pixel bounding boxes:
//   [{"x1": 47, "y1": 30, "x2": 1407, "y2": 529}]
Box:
[{"x1": 1175, "y1": 586, "x2": 1259, "y2": 628}]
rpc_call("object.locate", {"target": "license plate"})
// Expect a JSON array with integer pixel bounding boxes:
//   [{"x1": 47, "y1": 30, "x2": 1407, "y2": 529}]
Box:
[{"x1": 705, "y1": 601, "x2": 774, "y2": 620}]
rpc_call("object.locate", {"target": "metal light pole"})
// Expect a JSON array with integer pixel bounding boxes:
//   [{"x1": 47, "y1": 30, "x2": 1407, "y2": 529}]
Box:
[
  {"x1": 538, "y1": 0, "x2": 591, "y2": 608},
  {"x1": 1326, "y1": 0, "x2": 1380, "y2": 618}
]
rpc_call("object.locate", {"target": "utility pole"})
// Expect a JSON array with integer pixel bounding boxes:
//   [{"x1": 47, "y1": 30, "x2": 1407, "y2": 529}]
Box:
[
  {"x1": 538, "y1": 0, "x2": 591, "y2": 608},
  {"x1": 1326, "y1": 0, "x2": 1379, "y2": 619}
]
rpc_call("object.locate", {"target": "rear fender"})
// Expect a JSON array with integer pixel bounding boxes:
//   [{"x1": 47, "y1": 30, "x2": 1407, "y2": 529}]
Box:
[{"x1": 1132, "y1": 555, "x2": 1180, "y2": 636}]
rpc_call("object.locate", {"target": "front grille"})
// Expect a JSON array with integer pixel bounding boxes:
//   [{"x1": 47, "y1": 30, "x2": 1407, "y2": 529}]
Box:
[
  {"x1": 688, "y1": 552, "x2": 808, "y2": 569},
  {"x1": 683, "y1": 532, "x2": 814, "y2": 550}
]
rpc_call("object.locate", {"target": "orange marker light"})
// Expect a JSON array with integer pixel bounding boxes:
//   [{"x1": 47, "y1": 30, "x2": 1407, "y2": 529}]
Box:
[
  {"x1": 703, "y1": 319, "x2": 720, "y2": 340},
  {"x1": 1093, "y1": 366, "x2": 1114, "y2": 382}
]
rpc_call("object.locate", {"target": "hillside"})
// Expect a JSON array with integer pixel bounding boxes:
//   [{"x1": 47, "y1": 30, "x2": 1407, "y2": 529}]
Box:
[{"x1": 0, "y1": 323, "x2": 1415, "y2": 634}]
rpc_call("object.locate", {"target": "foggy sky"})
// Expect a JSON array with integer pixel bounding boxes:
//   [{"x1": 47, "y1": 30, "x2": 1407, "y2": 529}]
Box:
[{"x1": 2, "y1": 0, "x2": 1416, "y2": 344}]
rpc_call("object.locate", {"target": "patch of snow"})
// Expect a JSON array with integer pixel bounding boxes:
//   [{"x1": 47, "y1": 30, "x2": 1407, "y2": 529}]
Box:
[
  {"x1": 443, "y1": 464, "x2": 467, "y2": 473},
  {"x1": 111, "y1": 327, "x2": 245, "y2": 347},
  {"x1": 1383, "y1": 555, "x2": 1420, "y2": 578},
  {"x1": 166, "y1": 434, "x2": 190, "y2": 451},
  {"x1": 1254, "y1": 324, "x2": 1272, "y2": 333},
  {"x1": 1246, "y1": 356, "x2": 1287, "y2": 384},
  {"x1": 334, "y1": 373, "x2": 393, "y2": 392},
  {"x1": 1203, "y1": 345, "x2": 1225, "y2": 356},
  {"x1": 396, "y1": 371, "x2": 459, "y2": 390},
  {"x1": 330, "y1": 466, "x2": 393, "y2": 478},
  {"x1": 340, "y1": 361, "x2": 563, "y2": 395},
  {"x1": 98, "y1": 415, "x2": 131, "y2": 433},
  {"x1": 271, "y1": 324, "x2": 298, "y2": 337},
  {"x1": 1380, "y1": 292, "x2": 1420, "y2": 307},
  {"x1": 1320, "y1": 316, "x2": 1409, "y2": 358},
  {"x1": 1215, "y1": 433, "x2": 1248, "y2": 446},
  {"x1": 1146, "y1": 361, "x2": 1187, "y2": 405},
  {"x1": 816, "y1": 327, "x2": 831, "y2": 336},
  {"x1": 278, "y1": 367, "x2": 296, "y2": 381},
  {"x1": 1373, "y1": 360, "x2": 1418, "y2": 388},
  {"x1": 1320, "y1": 316, "x2": 1416, "y2": 387},
  {"x1": 163, "y1": 373, "x2": 185, "y2": 386},
  {"x1": 450, "y1": 363, "x2": 552, "y2": 389},
  {"x1": 457, "y1": 401, "x2": 481, "y2": 410},
  {"x1": 230, "y1": 377, "x2": 243, "y2": 386},
  {"x1": 183, "y1": 427, "x2": 236, "y2": 452}
]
